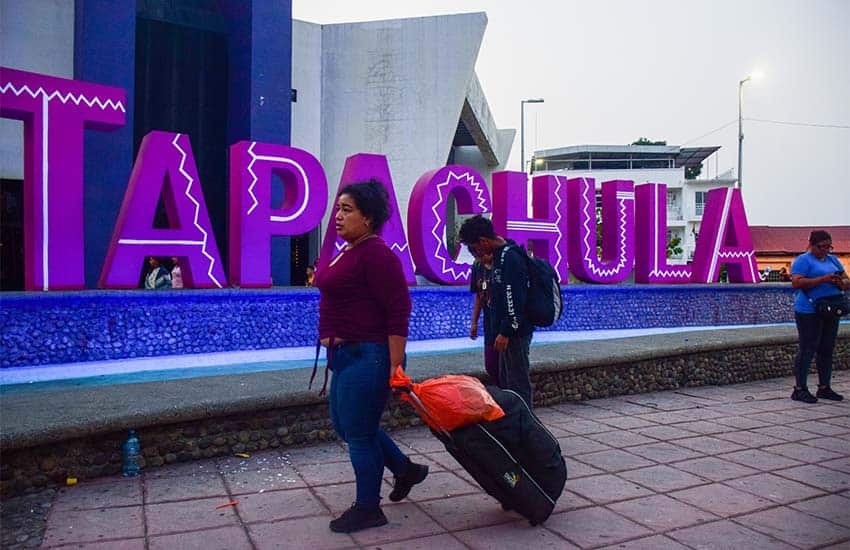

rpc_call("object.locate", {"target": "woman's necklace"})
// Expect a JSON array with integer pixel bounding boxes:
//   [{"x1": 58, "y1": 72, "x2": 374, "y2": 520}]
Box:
[
  {"x1": 328, "y1": 233, "x2": 377, "y2": 268},
  {"x1": 345, "y1": 232, "x2": 376, "y2": 251}
]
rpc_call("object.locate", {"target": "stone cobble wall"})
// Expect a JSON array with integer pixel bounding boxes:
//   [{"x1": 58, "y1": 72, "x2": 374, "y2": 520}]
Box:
[
  {"x1": 2, "y1": 336, "x2": 846, "y2": 497},
  {"x1": 1, "y1": 285, "x2": 795, "y2": 368}
]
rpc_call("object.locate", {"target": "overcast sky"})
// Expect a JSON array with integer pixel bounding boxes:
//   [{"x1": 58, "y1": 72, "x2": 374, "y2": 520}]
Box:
[{"x1": 294, "y1": 0, "x2": 849, "y2": 227}]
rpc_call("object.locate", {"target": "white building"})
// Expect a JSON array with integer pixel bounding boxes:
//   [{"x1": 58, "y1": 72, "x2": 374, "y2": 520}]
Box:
[
  {"x1": 291, "y1": 12, "x2": 515, "y2": 258},
  {"x1": 532, "y1": 145, "x2": 736, "y2": 264}
]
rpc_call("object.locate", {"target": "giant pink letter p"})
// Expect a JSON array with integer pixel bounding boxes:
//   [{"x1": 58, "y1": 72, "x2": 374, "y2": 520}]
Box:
[{"x1": 229, "y1": 141, "x2": 328, "y2": 287}]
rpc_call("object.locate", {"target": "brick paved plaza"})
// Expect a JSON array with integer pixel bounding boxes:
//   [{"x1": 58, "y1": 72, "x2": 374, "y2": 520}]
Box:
[{"x1": 37, "y1": 371, "x2": 849, "y2": 549}]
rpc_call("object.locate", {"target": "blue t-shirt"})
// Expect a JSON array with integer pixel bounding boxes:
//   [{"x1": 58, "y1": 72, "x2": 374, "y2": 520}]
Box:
[{"x1": 790, "y1": 253, "x2": 845, "y2": 313}]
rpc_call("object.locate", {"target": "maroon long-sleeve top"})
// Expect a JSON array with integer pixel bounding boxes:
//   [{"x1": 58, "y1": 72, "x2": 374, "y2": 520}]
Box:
[{"x1": 314, "y1": 237, "x2": 411, "y2": 342}]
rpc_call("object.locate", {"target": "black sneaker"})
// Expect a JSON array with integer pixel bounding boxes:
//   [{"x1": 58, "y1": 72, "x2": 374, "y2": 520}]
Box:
[
  {"x1": 389, "y1": 462, "x2": 429, "y2": 502},
  {"x1": 816, "y1": 386, "x2": 845, "y2": 401},
  {"x1": 791, "y1": 388, "x2": 818, "y2": 404},
  {"x1": 329, "y1": 503, "x2": 388, "y2": 533}
]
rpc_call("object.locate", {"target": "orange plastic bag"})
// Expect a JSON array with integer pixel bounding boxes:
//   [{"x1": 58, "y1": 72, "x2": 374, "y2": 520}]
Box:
[{"x1": 390, "y1": 366, "x2": 505, "y2": 431}]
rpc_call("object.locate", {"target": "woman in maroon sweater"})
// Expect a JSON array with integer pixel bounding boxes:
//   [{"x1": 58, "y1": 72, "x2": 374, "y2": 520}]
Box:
[{"x1": 314, "y1": 180, "x2": 428, "y2": 533}]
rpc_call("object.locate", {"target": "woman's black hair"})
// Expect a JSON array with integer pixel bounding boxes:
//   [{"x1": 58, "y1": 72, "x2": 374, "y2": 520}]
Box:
[
  {"x1": 809, "y1": 230, "x2": 832, "y2": 245},
  {"x1": 338, "y1": 179, "x2": 391, "y2": 232}
]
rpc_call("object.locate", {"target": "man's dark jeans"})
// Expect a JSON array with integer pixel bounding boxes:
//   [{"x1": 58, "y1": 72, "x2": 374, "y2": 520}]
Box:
[
  {"x1": 328, "y1": 343, "x2": 408, "y2": 507},
  {"x1": 499, "y1": 333, "x2": 533, "y2": 408},
  {"x1": 794, "y1": 312, "x2": 840, "y2": 389}
]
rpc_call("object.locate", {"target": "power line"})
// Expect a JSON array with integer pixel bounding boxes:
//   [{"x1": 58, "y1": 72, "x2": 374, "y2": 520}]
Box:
[
  {"x1": 681, "y1": 116, "x2": 850, "y2": 146},
  {"x1": 681, "y1": 119, "x2": 737, "y2": 145},
  {"x1": 746, "y1": 117, "x2": 850, "y2": 129}
]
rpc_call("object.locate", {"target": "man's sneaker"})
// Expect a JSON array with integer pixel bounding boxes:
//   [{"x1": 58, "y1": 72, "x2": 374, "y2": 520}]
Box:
[
  {"x1": 329, "y1": 503, "x2": 388, "y2": 533},
  {"x1": 816, "y1": 386, "x2": 845, "y2": 401},
  {"x1": 791, "y1": 387, "x2": 818, "y2": 404},
  {"x1": 389, "y1": 462, "x2": 429, "y2": 502}
]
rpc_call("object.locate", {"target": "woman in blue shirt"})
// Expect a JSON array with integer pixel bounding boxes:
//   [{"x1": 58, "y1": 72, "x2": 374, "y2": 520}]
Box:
[{"x1": 789, "y1": 230, "x2": 849, "y2": 403}]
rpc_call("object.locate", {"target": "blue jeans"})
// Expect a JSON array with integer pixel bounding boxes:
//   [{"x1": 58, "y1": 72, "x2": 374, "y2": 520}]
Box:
[
  {"x1": 794, "y1": 312, "x2": 840, "y2": 389},
  {"x1": 328, "y1": 342, "x2": 408, "y2": 507}
]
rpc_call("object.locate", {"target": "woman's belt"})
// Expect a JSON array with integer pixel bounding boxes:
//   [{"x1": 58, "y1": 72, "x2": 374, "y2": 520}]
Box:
[{"x1": 310, "y1": 338, "x2": 384, "y2": 395}]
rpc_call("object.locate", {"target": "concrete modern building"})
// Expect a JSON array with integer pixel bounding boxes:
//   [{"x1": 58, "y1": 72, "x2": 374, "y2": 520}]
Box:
[
  {"x1": 291, "y1": 12, "x2": 514, "y2": 263},
  {"x1": 0, "y1": 1, "x2": 512, "y2": 288},
  {"x1": 531, "y1": 144, "x2": 735, "y2": 264}
]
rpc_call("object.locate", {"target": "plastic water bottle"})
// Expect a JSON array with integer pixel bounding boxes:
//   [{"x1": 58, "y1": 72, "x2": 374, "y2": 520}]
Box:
[{"x1": 122, "y1": 429, "x2": 141, "y2": 477}]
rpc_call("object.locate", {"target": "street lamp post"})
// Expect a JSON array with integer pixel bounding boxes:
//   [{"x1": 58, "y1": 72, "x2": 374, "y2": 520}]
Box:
[
  {"x1": 521, "y1": 98, "x2": 544, "y2": 172},
  {"x1": 737, "y1": 76, "x2": 751, "y2": 189},
  {"x1": 737, "y1": 72, "x2": 762, "y2": 189}
]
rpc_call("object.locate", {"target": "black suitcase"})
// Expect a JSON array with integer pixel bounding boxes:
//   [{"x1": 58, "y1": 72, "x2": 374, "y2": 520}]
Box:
[{"x1": 406, "y1": 385, "x2": 567, "y2": 525}]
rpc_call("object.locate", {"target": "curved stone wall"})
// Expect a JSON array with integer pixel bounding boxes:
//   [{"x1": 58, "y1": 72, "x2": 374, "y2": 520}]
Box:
[
  {"x1": 2, "y1": 329, "x2": 847, "y2": 497},
  {"x1": 1, "y1": 284, "x2": 795, "y2": 368}
]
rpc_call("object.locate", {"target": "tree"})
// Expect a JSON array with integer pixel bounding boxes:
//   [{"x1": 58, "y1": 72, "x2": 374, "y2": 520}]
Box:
[
  {"x1": 632, "y1": 137, "x2": 667, "y2": 146},
  {"x1": 685, "y1": 164, "x2": 703, "y2": 180},
  {"x1": 666, "y1": 235, "x2": 683, "y2": 259}
]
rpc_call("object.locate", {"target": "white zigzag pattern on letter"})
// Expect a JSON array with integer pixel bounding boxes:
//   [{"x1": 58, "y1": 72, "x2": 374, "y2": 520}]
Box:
[
  {"x1": 0, "y1": 82, "x2": 126, "y2": 112},
  {"x1": 172, "y1": 134, "x2": 223, "y2": 288},
  {"x1": 429, "y1": 171, "x2": 483, "y2": 280},
  {"x1": 246, "y1": 142, "x2": 260, "y2": 215}
]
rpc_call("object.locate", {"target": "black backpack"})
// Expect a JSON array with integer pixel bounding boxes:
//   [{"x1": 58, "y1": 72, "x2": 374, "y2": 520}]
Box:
[{"x1": 505, "y1": 244, "x2": 563, "y2": 327}]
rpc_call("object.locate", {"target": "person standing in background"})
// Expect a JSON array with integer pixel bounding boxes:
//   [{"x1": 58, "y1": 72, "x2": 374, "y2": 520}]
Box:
[
  {"x1": 458, "y1": 215, "x2": 535, "y2": 408},
  {"x1": 144, "y1": 257, "x2": 171, "y2": 289},
  {"x1": 469, "y1": 246, "x2": 499, "y2": 386},
  {"x1": 170, "y1": 257, "x2": 184, "y2": 289},
  {"x1": 789, "y1": 230, "x2": 849, "y2": 403}
]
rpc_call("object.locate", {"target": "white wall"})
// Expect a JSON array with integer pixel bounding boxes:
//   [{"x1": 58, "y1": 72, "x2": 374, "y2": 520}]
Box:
[
  {"x1": 0, "y1": 0, "x2": 74, "y2": 179},
  {"x1": 290, "y1": 20, "x2": 322, "y2": 159},
  {"x1": 317, "y1": 13, "x2": 488, "y2": 228}
]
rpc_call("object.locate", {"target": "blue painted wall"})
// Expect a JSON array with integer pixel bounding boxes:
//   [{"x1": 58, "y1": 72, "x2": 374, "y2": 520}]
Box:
[
  {"x1": 73, "y1": 0, "x2": 293, "y2": 287},
  {"x1": 75, "y1": 0, "x2": 137, "y2": 288},
  {"x1": 1, "y1": 285, "x2": 798, "y2": 368},
  {"x1": 224, "y1": 0, "x2": 294, "y2": 285}
]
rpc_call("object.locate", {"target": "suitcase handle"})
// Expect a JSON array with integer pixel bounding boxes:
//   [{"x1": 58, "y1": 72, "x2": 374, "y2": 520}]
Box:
[{"x1": 396, "y1": 386, "x2": 452, "y2": 438}]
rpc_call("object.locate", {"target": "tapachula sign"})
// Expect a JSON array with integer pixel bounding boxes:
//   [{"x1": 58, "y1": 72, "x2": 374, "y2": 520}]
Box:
[{"x1": 1, "y1": 67, "x2": 760, "y2": 291}]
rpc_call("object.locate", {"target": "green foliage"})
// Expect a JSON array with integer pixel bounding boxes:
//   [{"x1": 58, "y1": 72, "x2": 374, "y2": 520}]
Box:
[
  {"x1": 685, "y1": 164, "x2": 703, "y2": 180},
  {"x1": 632, "y1": 137, "x2": 667, "y2": 146},
  {"x1": 666, "y1": 235, "x2": 683, "y2": 259}
]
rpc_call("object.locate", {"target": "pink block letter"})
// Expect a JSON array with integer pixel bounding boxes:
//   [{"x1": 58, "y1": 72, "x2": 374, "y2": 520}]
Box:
[
  {"x1": 229, "y1": 141, "x2": 328, "y2": 287},
  {"x1": 567, "y1": 178, "x2": 635, "y2": 284},
  {"x1": 691, "y1": 187, "x2": 759, "y2": 283},
  {"x1": 634, "y1": 183, "x2": 692, "y2": 283},
  {"x1": 492, "y1": 172, "x2": 569, "y2": 283},
  {"x1": 319, "y1": 154, "x2": 416, "y2": 284},
  {"x1": 0, "y1": 67, "x2": 125, "y2": 290},
  {"x1": 99, "y1": 132, "x2": 226, "y2": 288},
  {"x1": 408, "y1": 165, "x2": 492, "y2": 284}
]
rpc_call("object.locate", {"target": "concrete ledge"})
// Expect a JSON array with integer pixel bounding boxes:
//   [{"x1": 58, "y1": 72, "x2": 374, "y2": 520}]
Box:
[{"x1": 2, "y1": 325, "x2": 848, "y2": 496}]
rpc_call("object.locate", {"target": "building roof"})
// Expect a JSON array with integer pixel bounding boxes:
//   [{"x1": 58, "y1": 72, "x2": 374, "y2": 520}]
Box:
[
  {"x1": 532, "y1": 144, "x2": 719, "y2": 171},
  {"x1": 534, "y1": 144, "x2": 681, "y2": 159},
  {"x1": 749, "y1": 226, "x2": 850, "y2": 254},
  {"x1": 675, "y1": 146, "x2": 720, "y2": 168}
]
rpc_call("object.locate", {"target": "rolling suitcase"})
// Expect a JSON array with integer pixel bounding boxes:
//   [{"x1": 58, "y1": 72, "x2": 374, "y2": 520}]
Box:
[{"x1": 404, "y1": 385, "x2": 567, "y2": 525}]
